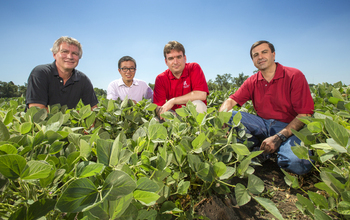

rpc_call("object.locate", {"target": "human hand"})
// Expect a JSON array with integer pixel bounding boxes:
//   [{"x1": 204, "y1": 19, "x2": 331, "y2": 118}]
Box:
[
  {"x1": 158, "y1": 99, "x2": 175, "y2": 120},
  {"x1": 132, "y1": 100, "x2": 137, "y2": 105},
  {"x1": 260, "y1": 135, "x2": 282, "y2": 154}
]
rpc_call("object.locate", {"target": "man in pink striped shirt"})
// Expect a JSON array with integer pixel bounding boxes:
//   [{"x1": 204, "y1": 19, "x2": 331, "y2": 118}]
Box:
[{"x1": 107, "y1": 56, "x2": 153, "y2": 104}]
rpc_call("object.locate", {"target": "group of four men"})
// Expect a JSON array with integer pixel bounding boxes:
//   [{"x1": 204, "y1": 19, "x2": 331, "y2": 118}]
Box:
[{"x1": 26, "y1": 36, "x2": 314, "y2": 175}]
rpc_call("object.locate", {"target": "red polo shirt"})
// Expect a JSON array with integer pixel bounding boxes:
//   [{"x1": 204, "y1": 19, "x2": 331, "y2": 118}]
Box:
[
  {"x1": 153, "y1": 62, "x2": 209, "y2": 110},
  {"x1": 230, "y1": 63, "x2": 314, "y2": 123}
]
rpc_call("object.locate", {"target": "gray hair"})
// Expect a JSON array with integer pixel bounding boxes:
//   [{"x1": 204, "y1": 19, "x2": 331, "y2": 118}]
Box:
[{"x1": 50, "y1": 36, "x2": 83, "y2": 59}]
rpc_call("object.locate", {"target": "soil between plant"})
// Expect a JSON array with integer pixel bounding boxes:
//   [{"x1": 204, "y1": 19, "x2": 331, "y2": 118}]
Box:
[{"x1": 196, "y1": 158, "x2": 319, "y2": 220}]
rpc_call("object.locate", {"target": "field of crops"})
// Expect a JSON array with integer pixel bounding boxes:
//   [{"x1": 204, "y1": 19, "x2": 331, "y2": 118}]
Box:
[{"x1": 0, "y1": 82, "x2": 349, "y2": 220}]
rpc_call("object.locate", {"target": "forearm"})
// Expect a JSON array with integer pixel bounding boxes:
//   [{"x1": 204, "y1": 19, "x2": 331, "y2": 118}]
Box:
[
  {"x1": 28, "y1": 103, "x2": 48, "y2": 111},
  {"x1": 169, "y1": 91, "x2": 207, "y2": 105},
  {"x1": 278, "y1": 114, "x2": 311, "y2": 138},
  {"x1": 219, "y1": 98, "x2": 237, "y2": 112}
]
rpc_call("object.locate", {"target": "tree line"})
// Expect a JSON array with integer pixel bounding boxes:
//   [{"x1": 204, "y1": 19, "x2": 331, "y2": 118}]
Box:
[{"x1": 0, "y1": 73, "x2": 249, "y2": 98}]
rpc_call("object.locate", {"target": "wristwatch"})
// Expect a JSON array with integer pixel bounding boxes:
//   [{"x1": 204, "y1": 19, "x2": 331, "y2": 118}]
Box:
[{"x1": 276, "y1": 132, "x2": 287, "y2": 142}]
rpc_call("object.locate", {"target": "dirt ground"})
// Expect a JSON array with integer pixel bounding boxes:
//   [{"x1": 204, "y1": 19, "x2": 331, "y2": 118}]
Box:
[{"x1": 196, "y1": 158, "x2": 320, "y2": 220}]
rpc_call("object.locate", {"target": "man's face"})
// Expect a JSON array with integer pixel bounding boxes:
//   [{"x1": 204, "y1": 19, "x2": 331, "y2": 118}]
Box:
[
  {"x1": 251, "y1": 43, "x2": 275, "y2": 71},
  {"x1": 53, "y1": 42, "x2": 80, "y2": 72},
  {"x1": 165, "y1": 50, "x2": 187, "y2": 77},
  {"x1": 118, "y1": 61, "x2": 136, "y2": 83}
]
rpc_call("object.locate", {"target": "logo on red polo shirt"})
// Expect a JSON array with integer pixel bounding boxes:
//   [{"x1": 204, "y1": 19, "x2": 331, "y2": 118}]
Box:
[{"x1": 183, "y1": 81, "x2": 190, "y2": 89}]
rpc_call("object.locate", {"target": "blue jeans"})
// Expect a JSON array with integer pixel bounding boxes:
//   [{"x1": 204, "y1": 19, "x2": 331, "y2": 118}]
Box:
[{"x1": 229, "y1": 111, "x2": 312, "y2": 175}]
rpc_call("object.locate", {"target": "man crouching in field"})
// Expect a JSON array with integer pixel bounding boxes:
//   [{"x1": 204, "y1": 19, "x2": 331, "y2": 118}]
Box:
[
  {"x1": 153, "y1": 41, "x2": 209, "y2": 120},
  {"x1": 26, "y1": 36, "x2": 98, "y2": 110},
  {"x1": 219, "y1": 40, "x2": 314, "y2": 175}
]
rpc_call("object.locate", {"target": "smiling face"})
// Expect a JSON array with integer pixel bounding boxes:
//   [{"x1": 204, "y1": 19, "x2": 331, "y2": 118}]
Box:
[
  {"x1": 53, "y1": 42, "x2": 80, "y2": 73},
  {"x1": 251, "y1": 43, "x2": 276, "y2": 72},
  {"x1": 118, "y1": 60, "x2": 136, "y2": 86},
  {"x1": 165, "y1": 50, "x2": 187, "y2": 78}
]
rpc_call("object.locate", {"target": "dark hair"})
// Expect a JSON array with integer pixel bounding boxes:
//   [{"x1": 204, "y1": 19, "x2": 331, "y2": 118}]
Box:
[
  {"x1": 118, "y1": 56, "x2": 136, "y2": 69},
  {"x1": 250, "y1": 40, "x2": 275, "y2": 59},
  {"x1": 163, "y1": 41, "x2": 185, "y2": 58}
]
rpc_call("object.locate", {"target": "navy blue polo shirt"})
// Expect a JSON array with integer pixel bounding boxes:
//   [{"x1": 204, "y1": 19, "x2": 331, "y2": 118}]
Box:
[{"x1": 26, "y1": 61, "x2": 98, "y2": 109}]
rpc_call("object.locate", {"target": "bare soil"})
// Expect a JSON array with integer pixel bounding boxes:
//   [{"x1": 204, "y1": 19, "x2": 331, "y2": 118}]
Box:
[{"x1": 196, "y1": 158, "x2": 320, "y2": 220}]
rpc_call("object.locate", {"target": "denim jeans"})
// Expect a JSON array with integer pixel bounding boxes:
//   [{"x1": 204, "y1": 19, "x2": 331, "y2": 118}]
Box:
[{"x1": 229, "y1": 111, "x2": 312, "y2": 175}]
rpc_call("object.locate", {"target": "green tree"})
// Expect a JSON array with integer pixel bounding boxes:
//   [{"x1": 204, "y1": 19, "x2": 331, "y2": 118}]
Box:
[
  {"x1": 94, "y1": 87, "x2": 107, "y2": 97},
  {"x1": 214, "y1": 73, "x2": 233, "y2": 90},
  {"x1": 148, "y1": 83, "x2": 155, "y2": 90},
  {"x1": 0, "y1": 81, "x2": 19, "y2": 98},
  {"x1": 232, "y1": 72, "x2": 249, "y2": 87}
]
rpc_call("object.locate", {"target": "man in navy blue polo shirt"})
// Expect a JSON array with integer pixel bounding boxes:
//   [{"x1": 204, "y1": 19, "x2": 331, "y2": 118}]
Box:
[{"x1": 26, "y1": 36, "x2": 98, "y2": 110}]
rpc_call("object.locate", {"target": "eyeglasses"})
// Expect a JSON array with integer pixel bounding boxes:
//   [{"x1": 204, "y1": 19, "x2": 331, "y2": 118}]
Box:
[{"x1": 120, "y1": 68, "x2": 136, "y2": 72}]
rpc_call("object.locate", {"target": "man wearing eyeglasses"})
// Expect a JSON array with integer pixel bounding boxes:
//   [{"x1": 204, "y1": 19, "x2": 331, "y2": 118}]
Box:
[
  {"x1": 26, "y1": 36, "x2": 98, "y2": 110},
  {"x1": 107, "y1": 56, "x2": 153, "y2": 104},
  {"x1": 153, "y1": 41, "x2": 209, "y2": 120}
]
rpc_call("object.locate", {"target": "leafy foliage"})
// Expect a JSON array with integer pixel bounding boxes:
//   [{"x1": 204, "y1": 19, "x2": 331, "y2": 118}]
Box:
[{"x1": 0, "y1": 81, "x2": 349, "y2": 219}]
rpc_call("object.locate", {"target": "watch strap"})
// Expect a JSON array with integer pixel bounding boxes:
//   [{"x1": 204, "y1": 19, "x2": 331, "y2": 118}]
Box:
[{"x1": 276, "y1": 132, "x2": 287, "y2": 142}]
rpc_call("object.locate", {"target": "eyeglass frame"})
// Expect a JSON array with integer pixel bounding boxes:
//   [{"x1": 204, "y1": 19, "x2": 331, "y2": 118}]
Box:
[{"x1": 120, "y1": 67, "x2": 136, "y2": 72}]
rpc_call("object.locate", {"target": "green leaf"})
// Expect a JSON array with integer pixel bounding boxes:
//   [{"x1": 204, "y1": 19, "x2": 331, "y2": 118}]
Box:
[
  {"x1": 3, "y1": 110, "x2": 13, "y2": 125},
  {"x1": 197, "y1": 162, "x2": 213, "y2": 182},
  {"x1": 0, "y1": 154, "x2": 26, "y2": 180},
  {"x1": 175, "y1": 107, "x2": 189, "y2": 117},
  {"x1": 148, "y1": 124, "x2": 167, "y2": 140},
  {"x1": 80, "y1": 139, "x2": 92, "y2": 159},
  {"x1": 235, "y1": 183, "x2": 251, "y2": 206},
  {"x1": 76, "y1": 162, "x2": 104, "y2": 178},
  {"x1": 20, "y1": 122, "x2": 32, "y2": 134},
  {"x1": 247, "y1": 174, "x2": 264, "y2": 194},
  {"x1": 0, "y1": 144, "x2": 17, "y2": 155},
  {"x1": 85, "y1": 112, "x2": 96, "y2": 129},
  {"x1": 137, "y1": 177, "x2": 160, "y2": 192},
  {"x1": 253, "y1": 196, "x2": 284, "y2": 220},
  {"x1": 116, "y1": 203, "x2": 138, "y2": 220},
  {"x1": 213, "y1": 162, "x2": 226, "y2": 178},
  {"x1": 307, "y1": 122, "x2": 322, "y2": 133},
  {"x1": 79, "y1": 105, "x2": 92, "y2": 119},
  {"x1": 332, "y1": 88, "x2": 344, "y2": 100},
  {"x1": 281, "y1": 169, "x2": 299, "y2": 189},
  {"x1": 177, "y1": 180, "x2": 190, "y2": 195},
  {"x1": 104, "y1": 170, "x2": 137, "y2": 200},
  {"x1": 326, "y1": 138, "x2": 347, "y2": 153},
  {"x1": 27, "y1": 198, "x2": 56, "y2": 220},
  {"x1": 314, "y1": 208, "x2": 332, "y2": 220},
  {"x1": 21, "y1": 160, "x2": 53, "y2": 180},
  {"x1": 308, "y1": 191, "x2": 328, "y2": 209},
  {"x1": 49, "y1": 141, "x2": 64, "y2": 155},
  {"x1": 291, "y1": 144, "x2": 309, "y2": 160},
  {"x1": 107, "y1": 99, "x2": 115, "y2": 112},
  {"x1": 56, "y1": 178, "x2": 99, "y2": 213},
  {"x1": 296, "y1": 193, "x2": 315, "y2": 214},
  {"x1": 219, "y1": 166, "x2": 235, "y2": 180},
  {"x1": 338, "y1": 201, "x2": 350, "y2": 215},
  {"x1": 192, "y1": 132, "x2": 206, "y2": 151},
  {"x1": 325, "y1": 117, "x2": 349, "y2": 147},
  {"x1": 32, "y1": 108, "x2": 47, "y2": 123},
  {"x1": 231, "y1": 111, "x2": 242, "y2": 127},
  {"x1": 133, "y1": 190, "x2": 160, "y2": 206},
  {"x1": 109, "y1": 193, "x2": 133, "y2": 219},
  {"x1": 232, "y1": 143, "x2": 250, "y2": 156},
  {"x1": 137, "y1": 209, "x2": 157, "y2": 220},
  {"x1": 0, "y1": 121, "x2": 10, "y2": 141},
  {"x1": 320, "y1": 171, "x2": 345, "y2": 195}
]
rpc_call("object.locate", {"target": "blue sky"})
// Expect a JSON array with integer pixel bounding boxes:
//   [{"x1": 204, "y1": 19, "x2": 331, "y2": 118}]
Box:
[{"x1": 1, "y1": 0, "x2": 350, "y2": 90}]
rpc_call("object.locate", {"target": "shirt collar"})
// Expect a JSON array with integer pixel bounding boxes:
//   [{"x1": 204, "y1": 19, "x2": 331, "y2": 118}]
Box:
[
  {"x1": 117, "y1": 78, "x2": 138, "y2": 87},
  {"x1": 167, "y1": 63, "x2": 189, "y2": 80},
  {"x1": 51, "y1": 61, "x2": 80, "y2": 82},
  {"x1": 257, "y1": 62, "x2": 283, "y2": 81}
]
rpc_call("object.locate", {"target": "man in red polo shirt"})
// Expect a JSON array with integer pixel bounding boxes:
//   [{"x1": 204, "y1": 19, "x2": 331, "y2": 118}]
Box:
[
  {"x1": 219, "y1": 40, "x2": 314, "y2": 175},
  {"x1": 153, "y1": 41, "x2": 209, "y2": 119}
]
